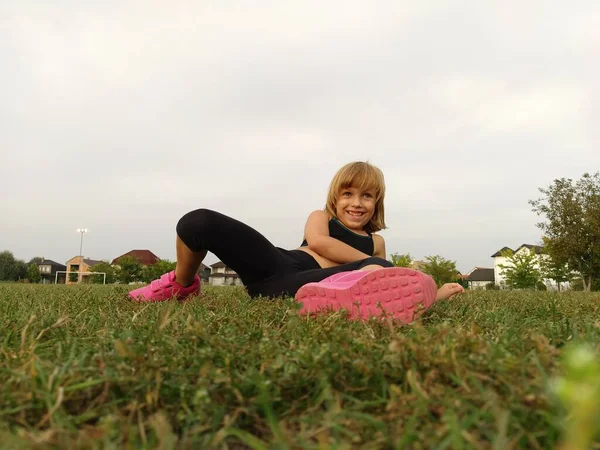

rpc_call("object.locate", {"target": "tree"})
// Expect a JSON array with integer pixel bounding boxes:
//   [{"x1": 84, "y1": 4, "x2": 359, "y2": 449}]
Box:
[
  {"x1": 89, "y1": 262, "x2": 117, "y2": 283},
  {"x1": 27, "y1": 263, "x2": 41, "y2": 283},
  {"x1": 530, "y1": 172, "x2": 600, "y2": 291},
  {"x1": 0, "y1": 251, "x2": 27, "y2": 281},
  {"x1": 143, "y1": 260, "x2": 177, "y2": 283},
  {"x1": 115, "y1": 256, "x2": 143, "y2": 284},
  {"x1": 498, "y1": 249, "x2": 541, "y2": 289},
  {"x1": 421, "y1": 255, "x2": 459, "y2": 287},
  {"x1": 389, "y1": 253, "x2": 412, "y2": 268},
  {"x1": 570, "y1": 276, "x2": 600, "y2": 292},
  {"x1": 28, "y1": 257, "x2": 44, "y2": 265},
  {"x1": 539, "y1": 254, "x2": 573, "y2": 292},
  {"x1": 15, "y1": 261, "x2": 27, "y2": 281},
  {"x1": 0, "y1": 251, "x2": 18, "y2": 281}
]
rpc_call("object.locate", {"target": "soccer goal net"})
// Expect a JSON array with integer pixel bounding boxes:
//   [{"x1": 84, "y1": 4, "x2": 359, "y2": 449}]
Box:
[{"x1": 55, "y1": 271, "x2": 107, "y2": 284}]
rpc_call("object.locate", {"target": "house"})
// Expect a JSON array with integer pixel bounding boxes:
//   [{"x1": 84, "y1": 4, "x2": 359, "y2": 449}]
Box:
[
  {"x1": 491, "y1": 244, "x2": 564, "y2": 290},
  {"x1": 209, "y1": 261, "x2": 243, "y2": 286},
  {"x1": 197, "y1": 263, "x2": 211, "y2": 283},
  {"x1": 65, "y1": 256, "x2": 104, "y2": 284},
  {"x1": 111, "y1": 249, "x2": 161, "y2": 266},
  {"x1": 409, "y1": 260, "x2": 427, "y2": 272},
  {"x1": 464, "y1": 267, "x2": 495, "y2": 289},
  {"x1": 37, "y1": 258, "x2": 67, "y2": 284},
  {"x1": 492, "y1": 244, "x2": 543, "y2": 288}
]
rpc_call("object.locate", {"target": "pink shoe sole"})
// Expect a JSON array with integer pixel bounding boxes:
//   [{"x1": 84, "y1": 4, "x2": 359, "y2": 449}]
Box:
[
  {"x1": 319, "y1": 270, "x2": 366, "y2": 284},
  {"x1": 319, "y1": 272, "x2": 352, "y2": 283},
  {"x1": 295, "y1": 267, "x2": 438, "y2": 323}
]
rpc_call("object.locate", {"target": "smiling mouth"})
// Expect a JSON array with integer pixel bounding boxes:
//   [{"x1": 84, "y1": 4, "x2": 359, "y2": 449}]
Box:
[{"x1": 346, "y1": 211, "x2": 365, "y2": 218}]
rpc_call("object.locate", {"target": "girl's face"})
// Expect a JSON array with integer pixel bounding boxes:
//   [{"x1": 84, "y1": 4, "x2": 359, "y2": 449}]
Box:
[{"x1": 335, "y1": 186, "x2": 376, "y2": 233}]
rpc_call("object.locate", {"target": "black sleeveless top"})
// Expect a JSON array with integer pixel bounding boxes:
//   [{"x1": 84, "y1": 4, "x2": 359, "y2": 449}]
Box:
[{"x1": 301, "y1": 217, "x2": 374, "y2": 256}]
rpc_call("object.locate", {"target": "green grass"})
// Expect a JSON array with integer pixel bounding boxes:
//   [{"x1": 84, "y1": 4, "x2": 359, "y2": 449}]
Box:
[{"x1": 0, "y1": 284, "x2": 599, "y2": 449}]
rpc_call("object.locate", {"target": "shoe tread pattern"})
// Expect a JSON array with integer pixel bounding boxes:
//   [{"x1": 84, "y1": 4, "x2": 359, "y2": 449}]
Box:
[{"x1": 296, "y1": 267, "x2": 437, "y2": 324}]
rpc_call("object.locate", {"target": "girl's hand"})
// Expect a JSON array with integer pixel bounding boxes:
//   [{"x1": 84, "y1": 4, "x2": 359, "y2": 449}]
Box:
[{"x1": 435, "y1": 283, "x2": 465, "y2": 301}]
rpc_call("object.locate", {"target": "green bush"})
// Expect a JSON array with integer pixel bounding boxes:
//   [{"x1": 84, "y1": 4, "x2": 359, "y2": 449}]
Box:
[{"x1": 570, "y1": 277, "x2": 584, "y2": 291}]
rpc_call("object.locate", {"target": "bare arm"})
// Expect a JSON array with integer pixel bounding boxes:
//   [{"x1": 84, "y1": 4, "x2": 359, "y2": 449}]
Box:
[
  {"x1": 373, "y1": 234, "x2": 386, "y2": 259},
  {"x1": 304, "y1": 210, "x2": 372, "y2": 264}
]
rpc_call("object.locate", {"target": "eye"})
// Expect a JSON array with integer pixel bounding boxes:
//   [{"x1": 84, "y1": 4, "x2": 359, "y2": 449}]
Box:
[
  {"x1": 342, "y1": 191, "x2": 352, "y2": 197},
  {"x1": 363, "y1": 193, "x2": 374, "y2": 199}
]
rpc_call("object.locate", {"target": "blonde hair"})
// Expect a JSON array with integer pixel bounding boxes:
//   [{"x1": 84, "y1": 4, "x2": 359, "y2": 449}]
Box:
[{"x1": 325, "y1": 161, "x2": 387, "y2": 233}]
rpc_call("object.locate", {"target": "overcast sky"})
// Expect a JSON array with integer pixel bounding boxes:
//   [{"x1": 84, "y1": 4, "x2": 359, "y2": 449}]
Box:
[{"x1": 1, "y1": 1, "x2": 599, "y2": 273}]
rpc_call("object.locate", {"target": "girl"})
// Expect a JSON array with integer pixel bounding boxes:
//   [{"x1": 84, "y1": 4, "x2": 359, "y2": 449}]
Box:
[{"x1": 129, "y1": 161, "x2": 464, "y2": 323}]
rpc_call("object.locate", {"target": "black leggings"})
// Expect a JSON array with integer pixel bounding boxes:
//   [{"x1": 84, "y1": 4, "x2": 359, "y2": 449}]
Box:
[{"x1": 176, "y1": 209, "x2": 393, "y2": 298}]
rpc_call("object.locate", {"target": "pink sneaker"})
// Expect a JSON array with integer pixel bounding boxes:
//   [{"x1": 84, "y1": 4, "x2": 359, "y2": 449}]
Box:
[
  {"x1": 128, "y1": 271, "x2": 201, "y2": 303},
  {"x1": 295, "y1": 267, "x2": 438, "y2": 324},
  {"x1": 319, "y1": 272, "x2": 360, "y2": 283}
]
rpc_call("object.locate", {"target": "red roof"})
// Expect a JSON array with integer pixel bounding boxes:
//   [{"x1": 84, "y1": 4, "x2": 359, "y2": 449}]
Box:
[{"x1": 112, "y1": 250, "x2": 161, "y2": 266}]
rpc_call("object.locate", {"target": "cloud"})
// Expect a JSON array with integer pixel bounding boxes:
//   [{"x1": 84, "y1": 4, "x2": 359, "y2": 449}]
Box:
[{"x1": 1, "y1": 1, "x2": 599, "y2": 273}]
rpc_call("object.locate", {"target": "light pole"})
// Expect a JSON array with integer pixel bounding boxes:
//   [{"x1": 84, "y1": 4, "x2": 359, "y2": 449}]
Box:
[
  {"x1": 76, "y1": 228, "x2": 88, "y2": 284},
  {"x1": 77, "y1": 228, "x2": 88, "y2": 261}
]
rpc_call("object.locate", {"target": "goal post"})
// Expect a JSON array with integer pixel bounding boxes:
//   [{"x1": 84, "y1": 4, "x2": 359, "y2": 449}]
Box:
[{"x1": 55, "y1": 271, "x2": 106, "y2": 284}]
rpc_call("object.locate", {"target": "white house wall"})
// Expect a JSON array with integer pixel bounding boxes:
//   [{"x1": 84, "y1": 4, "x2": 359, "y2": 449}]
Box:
[
  {"x1": 209, "y1": 276, "x2": 244, "y2": 287},
  {"x1": 493, "y1": 256, "x2": 509, "y2": 287},
  {"x1": 493, "y1": 250, "x2": 569, "y2": 290},
  {"x1": 469, "y1": 281, "x2": 490, "y2": 290}
]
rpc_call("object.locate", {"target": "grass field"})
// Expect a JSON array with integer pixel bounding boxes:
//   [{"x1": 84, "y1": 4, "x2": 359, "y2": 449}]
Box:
[{"x1": 1, "y1": 284, "x2": 599, "y2": 449}]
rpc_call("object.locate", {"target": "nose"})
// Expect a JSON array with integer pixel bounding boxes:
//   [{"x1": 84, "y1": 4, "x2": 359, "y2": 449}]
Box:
[{"x1": 351, "y1": 195, "x2": 363, "y2": 207}]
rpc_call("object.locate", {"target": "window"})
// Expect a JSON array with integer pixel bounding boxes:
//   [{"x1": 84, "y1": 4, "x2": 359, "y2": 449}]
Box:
[{"x1": 71, "y1": 265, "x2": 80, "y2": 272}]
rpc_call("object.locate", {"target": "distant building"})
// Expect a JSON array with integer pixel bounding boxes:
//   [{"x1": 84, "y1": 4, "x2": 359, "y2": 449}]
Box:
[
  {"x1": 197, "y1": 263, "x2": 211, "y2": 283},
  {"x1": 111, "y1": 249, "x2": 161, "y2": 266},
  {"x1": 409, "y1": 260, "x2": 427, "y2": 272},
  {"x1": 492, "y1": 244, "x2": 544, "y2": 287},
  {"x1": 463, "y1": 267, "x2": 495, "y2": 289},
  {"x1": 65, "y1": 256, "x2": 104, "y2": 284},
  {"x1": 37, "y1": 258, "x2": 67, "y2": 284},
  {"x1": 491, "y1": 244, "x2": 567, "y2": 290},
  {"x1": 209, "y1": 261, "x2": 243, "y2": 286}
]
